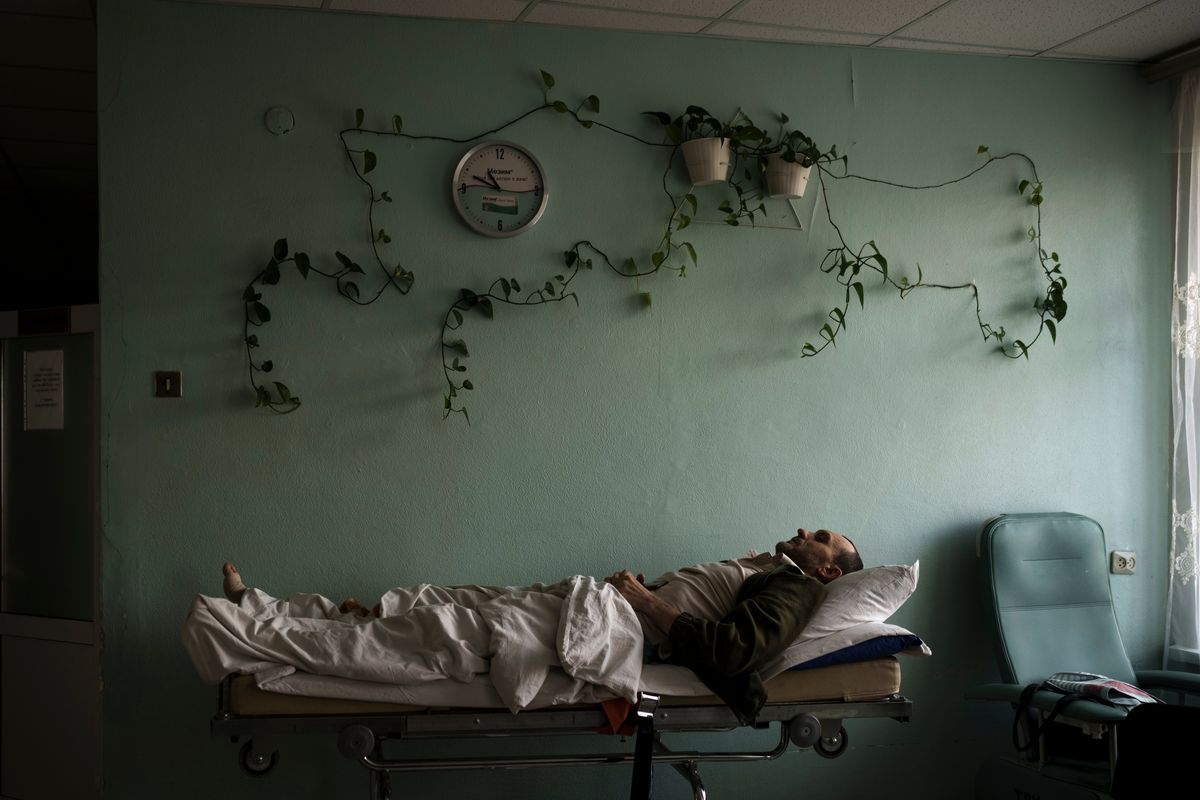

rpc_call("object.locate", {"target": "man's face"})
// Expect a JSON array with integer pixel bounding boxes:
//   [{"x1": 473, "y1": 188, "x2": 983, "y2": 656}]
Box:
[{"x1": 775, "y1": 527, "x2": 854, "y2": 582}]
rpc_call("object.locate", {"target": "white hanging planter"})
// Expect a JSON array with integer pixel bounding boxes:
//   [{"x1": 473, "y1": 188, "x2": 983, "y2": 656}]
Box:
[
  {"x1": 764, "y1": 153, "x2": 812, "y2": 199},
  {"x1": 681, "y1": 137, "x2": 731, "y2": 186}
]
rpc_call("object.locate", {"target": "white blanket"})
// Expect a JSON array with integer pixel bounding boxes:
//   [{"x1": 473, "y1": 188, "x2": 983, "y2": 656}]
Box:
[{"x1": 181, "y1": 576, "x2": 643, "y2": 712}]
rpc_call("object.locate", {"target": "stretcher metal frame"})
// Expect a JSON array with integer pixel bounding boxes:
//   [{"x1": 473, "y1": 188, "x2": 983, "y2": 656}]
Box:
[{"x1": 212, "y1": 676, "x2": 912, "y2": 800}]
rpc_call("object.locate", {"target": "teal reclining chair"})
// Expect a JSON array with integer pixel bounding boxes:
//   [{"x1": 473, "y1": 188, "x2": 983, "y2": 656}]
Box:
[{"x1": 966, "y1": 512, "x2": 1200, "y2": 800}]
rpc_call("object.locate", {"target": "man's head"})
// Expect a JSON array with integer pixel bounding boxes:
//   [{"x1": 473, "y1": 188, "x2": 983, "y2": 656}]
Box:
[{"x1": 775, "y1": 527, "x2": 863, "y2": 584}]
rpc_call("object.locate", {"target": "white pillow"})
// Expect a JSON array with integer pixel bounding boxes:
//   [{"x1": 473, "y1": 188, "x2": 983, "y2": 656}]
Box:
[{"x1": 797, "y1": 561, "x2": 919, "y2": 643}]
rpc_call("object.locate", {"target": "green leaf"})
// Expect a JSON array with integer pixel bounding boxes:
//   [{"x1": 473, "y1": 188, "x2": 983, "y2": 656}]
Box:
[
  {"x1": 459, "y1": 288, "x2": 478, "y2": 304},
  {"x1": 665, "y1": 124, "x2": 682, "y2": 144},
  {"x1": 510, "y1": 278, "x2": 521, "y2": 292},
  {"x1": 643, "y1": 111, "x2": 671, "y2": 125},
  {"x1": 683, "y1": 242, "x2": 697, "y2": 265},
  {"x1": 242, "y1": 286, "x2": 261, "y2": 302},
  {"x1": 294, "y1": 252, "x2": 311, "y2": 278},
  {"x1": 641, "y1": 291, "x2": 653, "y2": 308},
  {"x1": 253, "y1": 302, "x2": 271, "y2": 322},
  {"x1": 1018, "y1": 179, "x2": 1030, "y2": 195},
  {"x1": 245, "y1": 334, "x2": 258, "y2": 347},
  {"x1": 1016, "y1": 340, "x2": 1029, "y2": 359},
  {"x1": 685, "y1": 193, "x2": 698, "y2": 214},
  {"x1": 779, "y1": 112, "x2": 789, "y2": 125},
  {"x1": 273, "y1": 381, "x2": 291, "y2": 402},
  {"x1": 392, "y1": 114, "x2": 403, "y2": 133},
  {"x1": 802, "y1": 343, "x2": 816, "y2": 355},
  {"x1": 1031, "y1": 194, "x2": 1043, "y2": 206},
  {"x1": 623, "y1": 257, "x2": 637, "y2": 274},
  {"x1": 363, "y1": 149, "x2": 377, "y2": 174},
  {"x1": 381, "y1": 191, "x2": 392, "y2": 202},
  {"x1": 677, "y1": 214, "x2": 691, "y2": 231},
  {"x1": 726, "y1": 217, "x2": 739, "y2": 226},
  {"x1": 451, "y1": 309, "x2": 463, "y2": 326},
  {"x1": 651, "y1": 251, "x2": 665, "y2": 267},
  {"x1": 544, "y1": 281, "x2": 556, "y2": 296},
  {"x1": 540, "y1": 69, "x2": 555, "y2": 89},
  {"x1": 586, "y1": 94, "x2": 600, "y2": 112},
  {"x1": 554, "y1": 274, "x2": 564, "y2": 282},
  {"x1": 445, "y1": 339, "x2": 469, "y2": 356},
  {"x1": 821, "y1": 323, "x2": 835, "y2": 342},
  {"x1": 852, "y1": 282, "x2": 864, "y2": 308},
  {"x1": 336, "y1": 251, "x2": 354, "y2": 271},
  {"x1": 1044, "y1": 319, "x2": 1057, "y2": 343},
  {"x1": 444, "y1": 394, "x2": 452, "y2": 410},
  {"x1": 977, "y1": 145, "x2": 989, "y2": 154},
  {"x1": 343, "y1": 281, "x2": 359, "y2": 300},
  {"x1": 500, "y1": 277, "x2": 512, "y2": 298},
  {"x1": 477, "y1": 298, "x2": 494, "y2": 318},
  {"x1": 261, "y1": 360, "x2": 273, "y2": 372},
  {"x1": 462, "y1": 380, "x2": 474, "y2": 390},
  {"x1": 564, "y1": 250, "x2": 578, "y2": 267},
  {"x1": 273, "y1": 238, "x2": 288, "y2": 260},
  {"x1": 255, "y1": 386, "x2": 271, "y2": 407},
  {"x1": 355, "y1": 108, "x2": 364, "y2": 128},
  {"x1": 580, "y1": 120, "x2": 593, "y2": 129},
  {"x1": 263, "y1": 262, "x2": 281, "y2": 285},
  {"x1": 1051, "y1": 251, "x2": 1060, "y2": 262},
  {"x1": 552, "y1": 100, "x2": 568, "y2": 113},
  {"x1": 451, "y1": 356, "x2": 461, "y2": 370}
]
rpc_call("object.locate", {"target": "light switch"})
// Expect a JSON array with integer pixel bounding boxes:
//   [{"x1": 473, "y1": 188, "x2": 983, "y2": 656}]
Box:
[{"x1": 154, "y1": 371, "x2": 182, "y2": 398}]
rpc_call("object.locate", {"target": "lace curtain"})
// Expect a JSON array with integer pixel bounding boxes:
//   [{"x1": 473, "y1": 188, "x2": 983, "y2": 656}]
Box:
[{"x1": 1169, "y1": 70, "x2": 1200, "y2": 671}]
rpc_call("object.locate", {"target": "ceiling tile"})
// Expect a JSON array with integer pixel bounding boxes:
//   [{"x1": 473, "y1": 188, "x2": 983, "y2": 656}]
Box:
[
  {"x1": 1050, "y1": 0, "x2": 1200, "y2": 60},
  {"x1": 897, "y1": 0, "x2": 1153, "y2": 51},
  {"x1": 551, "y1": 0, "x2": 738, "y2": 16},
  {"x1": 329, "y1": 0, "x2": 528, "y2": 19},
  {"x1": 879, "y1": 37, "x2": 1036, "y2": 57},
  {"x1": 705, "y1": 20, "x2": 877, "y2": 45},
  {"x1": 198, "y1": 0, "x2": 324, "y2": 8},
  {"x1": 730, "y1": 0, "x2": 948, "y2": 36},
  {"x1": 525, "y1": 3, "x2": 707, "y2": 33}
]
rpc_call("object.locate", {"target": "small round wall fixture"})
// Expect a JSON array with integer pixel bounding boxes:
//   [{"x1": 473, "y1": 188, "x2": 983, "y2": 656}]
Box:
[
  {"x1": 264, "y1": 106, "x2": 295, "y2": 136},
  {"x1": 451, "y1": 141, "x2": 548, "y2": 237}
]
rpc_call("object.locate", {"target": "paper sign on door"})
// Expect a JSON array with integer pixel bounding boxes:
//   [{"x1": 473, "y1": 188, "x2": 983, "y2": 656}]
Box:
[{"x1": 24, "y1": 349, "x2": 65, "y2": 430}]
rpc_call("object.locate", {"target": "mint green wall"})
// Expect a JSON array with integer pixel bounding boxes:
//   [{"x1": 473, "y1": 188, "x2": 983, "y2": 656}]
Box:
[{"x1": 98, "y1": 1, "x2": 1171, "y2": 797}]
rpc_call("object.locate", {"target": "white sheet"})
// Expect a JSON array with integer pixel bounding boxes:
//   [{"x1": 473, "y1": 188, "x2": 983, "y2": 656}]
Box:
[{"x1": 182, "y1": 576, "x2": 644, "y2": 712}]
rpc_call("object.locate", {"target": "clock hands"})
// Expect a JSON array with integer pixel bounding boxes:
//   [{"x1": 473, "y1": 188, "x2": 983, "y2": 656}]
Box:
[{"x1": 471, "y1": 169, "x2": 504, "y2": 192}]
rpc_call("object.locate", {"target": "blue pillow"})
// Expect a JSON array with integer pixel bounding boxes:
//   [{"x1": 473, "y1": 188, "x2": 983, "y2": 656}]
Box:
[{"x1": 787, "y1": 635, "x2": 923, "y2": 671}]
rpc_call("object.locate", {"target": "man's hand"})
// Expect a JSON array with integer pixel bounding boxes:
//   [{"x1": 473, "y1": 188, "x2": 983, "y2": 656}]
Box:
[{"x1": 606, "y1": 569, "x2": 681, "y2": 633}]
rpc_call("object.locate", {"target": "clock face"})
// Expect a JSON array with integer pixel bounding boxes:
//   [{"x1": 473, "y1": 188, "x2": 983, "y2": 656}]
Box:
[{"x1": 452, "y1": 141, "x2": 548, "y2": 237}]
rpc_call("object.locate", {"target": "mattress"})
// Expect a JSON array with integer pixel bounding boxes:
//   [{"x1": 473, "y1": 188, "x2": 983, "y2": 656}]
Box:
[{"x1": 227, "y1": 657, "x2": 901, "y2": 717}]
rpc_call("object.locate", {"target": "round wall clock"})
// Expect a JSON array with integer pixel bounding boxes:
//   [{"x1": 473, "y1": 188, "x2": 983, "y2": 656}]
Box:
[{"x1": 452, "y1": 140, "x2": 548, "y2": 238}]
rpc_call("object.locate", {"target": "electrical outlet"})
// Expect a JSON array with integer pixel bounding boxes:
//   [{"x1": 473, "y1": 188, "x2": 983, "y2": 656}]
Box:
[
  {"x1": 1110, "y1": 550, "x2": 1136, "y2": 575},
  {"x1": 154, "y1": 370, "x2": 182, "y2": 398}
]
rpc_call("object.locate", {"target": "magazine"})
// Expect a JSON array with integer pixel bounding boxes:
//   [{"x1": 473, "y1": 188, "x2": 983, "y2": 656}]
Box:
[{"x1": 1043, "y1": 672, "x2": 1161, "y2": 707}]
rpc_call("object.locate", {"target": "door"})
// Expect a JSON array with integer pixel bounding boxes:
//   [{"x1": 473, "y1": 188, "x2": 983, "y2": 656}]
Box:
[{"x1": 0, "y1": 306, "x2": 100, "y2": 799}]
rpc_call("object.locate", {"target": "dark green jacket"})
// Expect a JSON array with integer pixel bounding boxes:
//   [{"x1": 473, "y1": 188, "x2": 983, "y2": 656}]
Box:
[{"x1": 666, "y1": 565, "x2": 826, "y2": 724}]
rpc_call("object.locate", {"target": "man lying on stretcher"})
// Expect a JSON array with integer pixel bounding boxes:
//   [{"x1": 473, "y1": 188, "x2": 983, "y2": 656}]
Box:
[{"x1": 216, "y1": 528, "x2": 862, "y2": 722}]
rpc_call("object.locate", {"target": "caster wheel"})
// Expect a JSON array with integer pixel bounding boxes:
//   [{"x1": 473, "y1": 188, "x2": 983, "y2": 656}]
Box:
[
  {"x1": 339, "y1": 724, "x2": 377, "y2": 760},
  {"x1": 815, "y1": 726, "x2": 848, "y2": 759},
  {"x1": 238, "y1": 740, "x2": 278, "y2": 776},
  {"x1": 787, "y1": 713, "x2": 821, "y2": 748}
]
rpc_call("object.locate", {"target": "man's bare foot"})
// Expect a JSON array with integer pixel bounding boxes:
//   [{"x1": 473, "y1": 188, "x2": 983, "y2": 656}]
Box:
[{"x1": 222, "y1": 562, "x2": 247, "y2": 603}]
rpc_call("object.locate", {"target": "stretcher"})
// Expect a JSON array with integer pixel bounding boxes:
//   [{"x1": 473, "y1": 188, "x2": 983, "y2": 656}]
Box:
[{"x1": 211, "y1": 656, "x2": 913, "y2": 800}]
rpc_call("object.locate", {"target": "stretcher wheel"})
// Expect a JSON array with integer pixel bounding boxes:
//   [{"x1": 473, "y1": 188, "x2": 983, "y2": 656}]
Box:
[
  {"x1": 238, "y1": 740, "x2": 278, "y2": 776},
  {"x1": 815, "y1": 726, "x2": 848, "y2": 759},
  {"x1": 787, "y1": 714, "x2": 822, "y2": 748},
  {"x1": 338, "y1": 724, "x2": 377, "y2": 760}
]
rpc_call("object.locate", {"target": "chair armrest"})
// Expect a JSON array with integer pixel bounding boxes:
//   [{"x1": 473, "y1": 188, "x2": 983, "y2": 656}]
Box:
[
  {"x1": 1136, "y1": 670, "x2": 1200, "y2": 696},
  {"x1": 965, "y1": 683, "x2": 1127, "y2": 724}
]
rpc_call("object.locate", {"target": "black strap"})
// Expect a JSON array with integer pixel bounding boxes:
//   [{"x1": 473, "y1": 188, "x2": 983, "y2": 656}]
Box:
[
  {"x1": 1012, "y1": 682, "x2": 1087, "y2": 752},
  {"x1": 629, "y1": 712, "x2": 655, "y2": 800}
]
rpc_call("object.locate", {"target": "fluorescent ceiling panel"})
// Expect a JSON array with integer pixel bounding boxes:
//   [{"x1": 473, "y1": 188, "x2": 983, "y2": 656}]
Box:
[
  {"x1": 897, "y1": 0, "x2": 1153, "y2": 51},
  {"x1": 706, "y1": 20, "x2": 876, "y2": 45},
  {"x1": 526, "y1": 3, "x2": 708, "y2": 33},
  {"x1": 329, "y1": 0, "x2": 528, "y2": 21},
  {"x1": 1050, "y1": 0, "x2": 1200, "y2": 60},
  {"x1": 730, "y1": 0, "x2": 948, "y2": 36}
]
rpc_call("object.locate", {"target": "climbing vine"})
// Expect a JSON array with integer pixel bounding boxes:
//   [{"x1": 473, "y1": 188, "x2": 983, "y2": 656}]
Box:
[{"x1": 238, "y1": 70, "x2": 1065, "y2": 421}]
